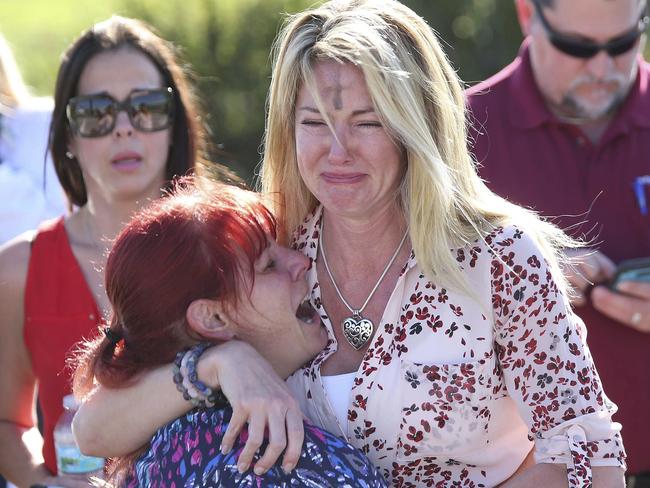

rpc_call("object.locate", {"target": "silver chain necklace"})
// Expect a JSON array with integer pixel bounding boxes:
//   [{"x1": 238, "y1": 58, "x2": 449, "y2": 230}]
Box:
[{"x1": 319, "y1": 222, "x2": 409, "y2": 350}]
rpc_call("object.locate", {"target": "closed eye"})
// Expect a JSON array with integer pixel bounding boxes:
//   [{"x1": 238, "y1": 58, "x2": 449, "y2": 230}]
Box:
[{"x1": 255, "y1": 247, "x2": 275, "y2": 273}]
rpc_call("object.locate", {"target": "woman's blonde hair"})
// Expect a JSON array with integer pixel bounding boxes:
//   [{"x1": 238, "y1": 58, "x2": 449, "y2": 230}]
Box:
[
  {"x1": 0, "y1": 33, "x2": 30, "y2": 109},
  {"x1": 260, "y1": 0, "x2": 575, "y2": 293}
]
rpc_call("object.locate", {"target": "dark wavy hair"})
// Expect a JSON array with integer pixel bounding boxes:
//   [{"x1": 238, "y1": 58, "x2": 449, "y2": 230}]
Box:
[{"x1": 49, "y1": 16, "x2": 206, "y2": 207}]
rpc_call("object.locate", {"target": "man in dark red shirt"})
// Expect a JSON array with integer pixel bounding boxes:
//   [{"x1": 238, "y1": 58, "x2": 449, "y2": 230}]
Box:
[{"x1": 467, "y1": 0, "x2": 650, "y2": 481}]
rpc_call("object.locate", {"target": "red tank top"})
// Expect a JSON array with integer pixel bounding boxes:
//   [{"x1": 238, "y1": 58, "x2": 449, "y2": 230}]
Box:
[{"x1": 24, "y1": 217, "x2": 102, "y2": 474}]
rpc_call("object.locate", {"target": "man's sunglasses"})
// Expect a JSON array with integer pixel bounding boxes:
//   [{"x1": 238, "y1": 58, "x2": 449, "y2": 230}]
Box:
[
  {"x1": 67, "y1": 87, "x2": 174, "y2": 138},
  {"x1": 532, "y1": 0, "x2": 649, "y2": 59}
]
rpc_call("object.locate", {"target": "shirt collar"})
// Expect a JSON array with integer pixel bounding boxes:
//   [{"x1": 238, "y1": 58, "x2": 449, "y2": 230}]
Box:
[{"x1": 291, "y1": 205, "x2": 323, "y2": 265}]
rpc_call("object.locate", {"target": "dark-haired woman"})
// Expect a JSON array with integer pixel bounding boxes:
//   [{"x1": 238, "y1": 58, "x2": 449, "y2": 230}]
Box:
[
  {"x1": 0, "y1": 16, "x2": 205, "y2": 487},
  {"x1": 71, "y1": 180, "x2": 386, "y2": 487}
]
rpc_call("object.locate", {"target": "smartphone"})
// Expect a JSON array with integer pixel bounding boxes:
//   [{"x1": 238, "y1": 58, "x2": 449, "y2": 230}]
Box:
[{"x1": 610, "y1": 257, "x2": 650, "y2": 290}]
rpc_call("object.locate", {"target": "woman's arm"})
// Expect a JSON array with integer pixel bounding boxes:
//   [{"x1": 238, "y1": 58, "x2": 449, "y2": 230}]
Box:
[
  {"x1": 72, "y1": 363, "x2": 187, "y2": 456},
  {"x1": 0, "y1": 237, "x2": 45, "y2": 487},
  {"x1": 500, "y1": 465, "x2": 624, "y2": 488},
  {"x1": 73, "y1": 340, "x2": 305, "y2": 474},
  {"x1": 0, "y1": 237, "x2": 88, "y2": 488},
  {"x1": 491, "y1": 227, "x2": 626, "y2": 485}
]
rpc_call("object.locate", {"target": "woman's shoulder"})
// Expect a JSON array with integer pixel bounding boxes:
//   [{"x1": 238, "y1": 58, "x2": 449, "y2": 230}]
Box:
[
  {"x1": 0, "y1": 217, "x2": 69, "y2": 302},
  {"x1": 298, "y1": 422, "x2": 388, "y2": 485},
  {"x1": 477, "y1": 224, "x2": 547, "y2": 261},
  {"x1": 6, "y1": 98, "x2": 53, "y2": 133},
  {"x1": 151, "y1": 406, "x2": 230, "y2": 440},
  {"x1": 132, "y1": 408, "x2": 232, "y2": 484},
  {"x1": 12, "y1": 97, "x2": 54, "y2": 117},
  {"x1": 0, "y1": 231, "x2": 34, "y2": 287},
  {"x1": 0, "y1": 233, "x2": 33, "y2": 336},
  {"x1": 449, "y1": 224, "x2": 553, "y2": 287}
]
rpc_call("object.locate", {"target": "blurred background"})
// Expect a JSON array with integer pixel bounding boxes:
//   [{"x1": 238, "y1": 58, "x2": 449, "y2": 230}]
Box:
[{"x1": 0, "y1": 0, "x2": 527, "y2": 184}]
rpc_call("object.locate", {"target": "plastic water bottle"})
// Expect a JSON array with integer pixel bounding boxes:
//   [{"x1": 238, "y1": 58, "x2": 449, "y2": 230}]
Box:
[{"x1": 53, "y1": 394, "x2": 105, "y2": 479}]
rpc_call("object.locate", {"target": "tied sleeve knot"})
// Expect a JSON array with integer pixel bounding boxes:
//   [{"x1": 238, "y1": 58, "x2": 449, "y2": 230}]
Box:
[
  {"x1": 566, "y1": 424, "x2": 592, "y2": 488},
  {"x1": 533, "y1": 411, "x2": 626, "y2": 487}
]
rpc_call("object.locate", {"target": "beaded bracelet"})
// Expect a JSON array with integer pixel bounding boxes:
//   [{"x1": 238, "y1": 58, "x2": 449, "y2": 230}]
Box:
[
  {"x1": 173, "y1": 342, "x2": 229, "y2": 409},
  {"x1": 172, "y1": 349, "x2": 195, "y2": 405},
  {"x1": 180, "y1": 347, "x2": 216, "y2": 407}
]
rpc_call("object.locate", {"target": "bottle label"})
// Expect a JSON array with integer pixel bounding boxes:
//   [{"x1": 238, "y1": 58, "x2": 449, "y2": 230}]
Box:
[{"x1": 55, "y1": 444, "x2": 105, "y2": 474}]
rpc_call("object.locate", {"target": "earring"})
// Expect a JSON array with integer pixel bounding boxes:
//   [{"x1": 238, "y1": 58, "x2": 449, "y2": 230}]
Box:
[{"x1": 65, "y1": 151, "x2": 75, "y2": 160}]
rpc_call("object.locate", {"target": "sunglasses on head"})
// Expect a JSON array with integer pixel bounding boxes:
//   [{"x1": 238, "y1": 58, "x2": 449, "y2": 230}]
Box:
[
  {"x1": 532, "y1": 0, "x2": 649, "y2": 59},
  {"x1": 67, "y1": 87, "x2": 174, "y2": 138}
]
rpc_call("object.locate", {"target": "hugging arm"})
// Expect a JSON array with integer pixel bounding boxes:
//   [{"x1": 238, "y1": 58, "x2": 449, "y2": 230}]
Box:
[
  {"x1": 491, "y1": 229, "x2": 625, "y2": 487},
  {"x1": 73, "y1": 340, "x2": 304, "y2": 474},
  {"x1": 72, "y1": 362, "x2": 187, "y2": 457}
]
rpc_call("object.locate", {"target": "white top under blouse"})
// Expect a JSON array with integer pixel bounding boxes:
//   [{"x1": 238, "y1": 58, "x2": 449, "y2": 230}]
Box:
[{"x1": 321, "y1": 372, "x2": 356, "y2": 436}]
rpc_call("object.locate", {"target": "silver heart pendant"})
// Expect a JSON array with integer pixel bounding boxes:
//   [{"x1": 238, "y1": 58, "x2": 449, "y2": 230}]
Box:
[{"x1": 341, "y1": 315, "x2": 374, "y2": 350}]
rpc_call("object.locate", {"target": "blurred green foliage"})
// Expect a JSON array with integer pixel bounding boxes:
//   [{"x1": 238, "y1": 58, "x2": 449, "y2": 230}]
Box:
[
  {"x1": 0, "y1": 0, "x2": 126, "y2": 92},
  {"x1": 118, "y1": 0, "x2": 321, "y2": 179},
  {"x1": 0, "y1": 0, "x2": 560, "y2": 181}
]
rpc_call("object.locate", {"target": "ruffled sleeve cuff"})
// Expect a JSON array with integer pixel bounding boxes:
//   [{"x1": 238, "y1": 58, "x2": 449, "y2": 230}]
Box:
[{"x1": 534, "y1": 412, "x2": 626, "y2": 486}]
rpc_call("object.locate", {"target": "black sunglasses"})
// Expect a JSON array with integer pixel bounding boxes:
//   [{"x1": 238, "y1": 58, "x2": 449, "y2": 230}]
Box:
[
  {"x1": 67, "y1": 87, "x2": 174, "y2": 138},
  {"x1": 532, "y1": 0, "x2": 649, "y2": 59}
]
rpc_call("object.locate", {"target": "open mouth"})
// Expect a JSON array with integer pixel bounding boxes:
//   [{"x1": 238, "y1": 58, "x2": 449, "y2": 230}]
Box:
[
  {"x1": 112, "y1": 157, "x2": 142, "y2": 168},
  {"x1": 111, "y1": 151, "x2": 143, "y2": 170},
  {"x1": 295, "y1": 296, "x2": 318, "y2": 324}
]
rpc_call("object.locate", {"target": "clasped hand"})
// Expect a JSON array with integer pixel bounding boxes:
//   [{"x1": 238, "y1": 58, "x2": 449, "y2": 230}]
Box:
[{"x1": 200, "y1": 341, "x2": 305, "y2": 475}]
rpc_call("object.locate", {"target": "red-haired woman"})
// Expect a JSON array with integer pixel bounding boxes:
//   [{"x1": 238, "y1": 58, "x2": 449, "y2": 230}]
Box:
[
  {"x1": 0, "y1": 16, "x2": 204, "y2": 487},
  {"x1": 72, "y1": 180, "x2": 386, "y2": 487}
]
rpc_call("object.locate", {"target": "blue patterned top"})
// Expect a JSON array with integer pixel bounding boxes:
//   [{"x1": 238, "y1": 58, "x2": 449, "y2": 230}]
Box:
[{"x1": 125, "y1": 407, "x2": 387, "y2": 487}]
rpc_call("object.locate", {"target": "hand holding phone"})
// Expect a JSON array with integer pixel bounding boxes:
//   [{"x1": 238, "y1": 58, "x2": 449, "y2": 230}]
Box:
[{"x1": 609, "y1": 257, "x2": 650, "y2": 291}]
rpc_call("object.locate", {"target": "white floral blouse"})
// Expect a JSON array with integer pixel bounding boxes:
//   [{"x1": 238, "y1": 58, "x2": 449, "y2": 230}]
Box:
[{"x1": 286, "y1": 206, "x2": 625, "y2": 488}]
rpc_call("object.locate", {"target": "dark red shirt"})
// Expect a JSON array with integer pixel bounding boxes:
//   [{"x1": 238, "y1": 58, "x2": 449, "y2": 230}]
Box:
[{"x1": 467, "y1": 43, "x2": 650, "y2": 474}]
